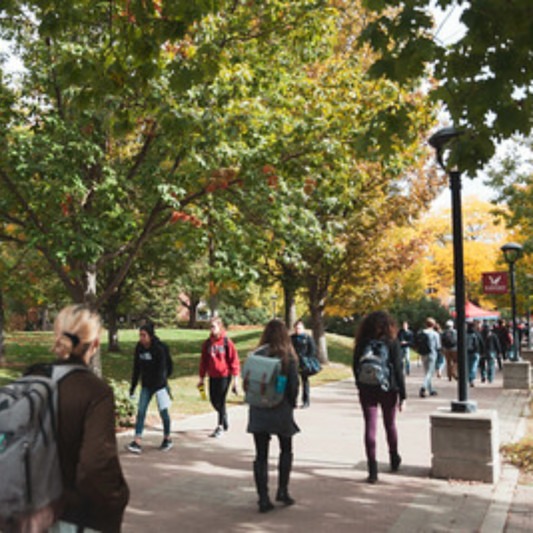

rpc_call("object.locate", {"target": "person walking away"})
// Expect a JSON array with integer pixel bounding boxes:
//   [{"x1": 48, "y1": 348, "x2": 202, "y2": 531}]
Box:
[
  {"x1": 247, "y1": 319, "x2": 300, "y2": 512},
  {"x1": 466, "y1": 320, "x2": 484, "y2": 387},
  {"x1": 478, "y1": 320, "x2": 490, "y2": 381},
  {"x1": 495, "y1": 319, "x2": 512, "y2": 366},
  {"x1": 290, "y1": 320, "x2": 317, "y2": 408},
  {"x1": 8, "y1": 305, "x2": 129, "y2": 532},
  {"x1": 441, "y1": 320, "x2": 458, "y2": 381},
  {"x1": 418, "y1": 317, "x2": 440, "y2": 398},
  {"x1": 352, "y1": 311, "x2": 406, "y2": 483},
  {"x1": 480, "y1": 325, "x2": 501, "y2": 384},
  {"x1": 434, "y1": 322, "x2": 445, "y2": 378},
  {"x1": 198, "y1": 317, "x2": 240, "y2": 438},
  {"x1": 397, "y1": 321, "x2": 413, "y2": 376},
  {"x1": 128, "y1": 323, "x2": 174, "y2": 453}
]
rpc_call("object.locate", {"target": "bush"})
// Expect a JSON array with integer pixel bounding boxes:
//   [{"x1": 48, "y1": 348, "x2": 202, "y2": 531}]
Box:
[
  {"x1": 107, "y1": 379, "x2": 136, "y2": 429},
  {"x1": 325, "y1": 315, "x2": 359, "y2": 337},
  {"x1": 218, "y1": 305, "x2": 270, "y2": 326}
]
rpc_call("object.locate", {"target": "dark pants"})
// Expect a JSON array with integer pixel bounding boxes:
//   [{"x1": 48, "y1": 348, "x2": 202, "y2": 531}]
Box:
[
  {"x1": 253, "y1": 432, "x2": 293, "y2": 462},
  {"x1": 359, "y1": 386, "x2": 399, "y2": 462},
  {"x1": 209, "y1": 376, "x2": 231, "y2": 429},
  {"x1": 301, "y1": 373, "x2": 310, "y2": 406}
]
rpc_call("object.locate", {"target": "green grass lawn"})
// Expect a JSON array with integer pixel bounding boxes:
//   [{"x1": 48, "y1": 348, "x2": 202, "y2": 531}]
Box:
[{"x1": 0, "y1": 328, "x2": 354, "y2": 421}]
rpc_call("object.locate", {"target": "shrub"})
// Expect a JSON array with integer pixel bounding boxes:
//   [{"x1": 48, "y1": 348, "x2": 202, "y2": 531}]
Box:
[
  {"x1": 107, "y1": 379, "x2": 136, "y2": 429},
  {"x1": 218, "y1": 305, "x2": 269, "y2": 326}
]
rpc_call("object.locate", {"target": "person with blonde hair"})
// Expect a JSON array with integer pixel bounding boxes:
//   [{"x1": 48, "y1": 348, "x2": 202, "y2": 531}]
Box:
[
  {"x1": 246, "y1": 319, "x2": 300, "y2": 513},
  {"x1": 24, "y1": 305, "x2": 129, "y2": 532}
]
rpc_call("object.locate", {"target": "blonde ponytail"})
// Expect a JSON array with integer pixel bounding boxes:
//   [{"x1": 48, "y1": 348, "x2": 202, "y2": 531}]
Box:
[{"x1": 52, "y1": 305, "x2": 101, "y2": 360}]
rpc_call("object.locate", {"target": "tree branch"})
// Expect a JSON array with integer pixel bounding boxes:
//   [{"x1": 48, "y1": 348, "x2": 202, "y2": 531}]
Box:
[{"x1": 125, "y1": 121, "x2": 158, "y2": 182}]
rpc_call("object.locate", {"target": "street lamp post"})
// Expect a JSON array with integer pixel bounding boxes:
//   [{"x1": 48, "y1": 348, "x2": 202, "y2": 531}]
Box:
[
  {"x1": 429, "y1": 127, "x2": 476, "y2": 413},
  {"x1": 501, "y1": 242, "x2": 523, "y2": 361}
]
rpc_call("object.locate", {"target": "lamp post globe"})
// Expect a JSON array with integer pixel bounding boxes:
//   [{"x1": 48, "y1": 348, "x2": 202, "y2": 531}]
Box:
[{"x1": 501, "y1": 242, "x2": 523, "y2": 361}]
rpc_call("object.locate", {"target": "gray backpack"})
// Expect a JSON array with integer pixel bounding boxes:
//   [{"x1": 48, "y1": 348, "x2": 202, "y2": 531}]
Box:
[
  {"x1": 0, "y1": 364, "x2": 85, "y2": 520},
  {"x1": 242, "y1": 346, "x2": 285, "y2": 408},
  {"x1": 357, "y1": 340, "x2": 391, "y2": 391}
]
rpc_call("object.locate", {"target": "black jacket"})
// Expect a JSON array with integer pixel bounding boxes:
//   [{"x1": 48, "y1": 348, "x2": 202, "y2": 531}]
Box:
[
  {"x1": 130, "y1": 336, "x2": 172, "y2": 394},
  {"x1": 353, "y1": 338, "x2": 406, "y2": 401}
]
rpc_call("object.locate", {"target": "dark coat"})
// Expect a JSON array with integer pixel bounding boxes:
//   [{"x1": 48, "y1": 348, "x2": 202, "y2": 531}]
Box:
[
  {"x1": 130, "y1": 336, "x2": 171, "y2": 394},
  {"x1": 56, "y1": 360, "x2": 129, "y2": 532},
  {"x1": 353, "y1": 338, "x2": 407, "y2": 401}
]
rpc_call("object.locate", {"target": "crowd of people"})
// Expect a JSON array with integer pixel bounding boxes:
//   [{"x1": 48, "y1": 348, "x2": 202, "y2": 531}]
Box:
[
  {"x1": 8, "y1": 306, "x2": 527, "y2": 530},
  {"x1": 398, "y1": 316, "x2": 524, "y2": 398}
]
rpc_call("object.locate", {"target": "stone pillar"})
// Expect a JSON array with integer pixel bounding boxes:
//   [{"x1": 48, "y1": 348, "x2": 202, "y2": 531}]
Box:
[
  {"x1": 431, "y1": 409, "x2": 499, "y2": 484},
  {"x1": 503, "y1": 360, "x2": 531, "y2": 390},
  {"x1": 520, "y1": 349, "x2": 533, "y2": 364}
]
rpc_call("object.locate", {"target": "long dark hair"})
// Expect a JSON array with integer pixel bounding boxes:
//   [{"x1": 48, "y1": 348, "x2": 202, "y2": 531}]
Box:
[
  {"x1": 354, "y1": 311, "x2": 397, "y2": 359},
  {"x1": 259, "y1": 319, "x2": 297, "y2": 371}
]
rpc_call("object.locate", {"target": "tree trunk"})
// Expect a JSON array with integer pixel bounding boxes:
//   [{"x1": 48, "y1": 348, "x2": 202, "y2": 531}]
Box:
[
  {"x1": 187, "y1": 294, "x2": 200, "y2": 328},
  {"x1": 283, "y1": 285, "x2": 297, "y2": 330},
  {"x1": 106, "y1": 302, "x2": 121, "y2": 353},
  {"x1": 84, "y1": 265, "x2": 102, "y2": 376},
  {"x1": 0, "y1": 287, "x2": 5, "y2": 365},
  {"x1": 307, "y1": 275, "x2": 329, "y2": 363},
  {"x1": 40, "y1": 306, "x2": 52, "y2": 331}
]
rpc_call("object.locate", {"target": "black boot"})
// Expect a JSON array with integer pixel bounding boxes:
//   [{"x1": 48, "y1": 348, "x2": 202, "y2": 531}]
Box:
[
  {"x1": 276, "y1": 452, "x2": 295, "y2": 505},
  {"x1": 390, "y1": 452, "x2": 401, "y2": 472},
  {"x1": 253, "y1": 460, "x2": 274, "y2": 513},
  {"x1": 367, "y1": 459, "x2": 378, "y2": 484}
]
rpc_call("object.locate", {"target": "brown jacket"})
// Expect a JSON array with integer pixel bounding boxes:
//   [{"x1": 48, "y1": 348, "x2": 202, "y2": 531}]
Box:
[{"x1": 56, "y1": 361, "x2": 129, "y2": 532}]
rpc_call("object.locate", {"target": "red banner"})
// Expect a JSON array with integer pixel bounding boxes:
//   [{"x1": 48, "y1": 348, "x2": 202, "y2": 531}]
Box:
[{"x1": 482, "y1": 271, "x2": 508, "y2": 294}]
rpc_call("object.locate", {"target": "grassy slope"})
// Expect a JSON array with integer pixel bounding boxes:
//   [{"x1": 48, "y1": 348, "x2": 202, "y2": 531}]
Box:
[{"x1": 0, "y1": 328, "x2": 354, "y2": 419}]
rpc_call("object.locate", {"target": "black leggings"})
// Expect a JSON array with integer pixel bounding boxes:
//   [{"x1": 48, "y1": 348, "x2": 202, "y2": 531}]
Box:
[
  {"x1": 253, "y1": 432, "x2": 292, "y2": 462},
  {"x1": 209, "y1": 376, "x2": 231, "y2": 427}
]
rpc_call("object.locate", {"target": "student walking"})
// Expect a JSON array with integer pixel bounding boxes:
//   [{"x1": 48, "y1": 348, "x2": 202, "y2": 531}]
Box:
[
  {"x1": 128, "y1": 323, "x2": 174, "y2": 453},
  {"x1": 6, "y1": 305, "x2": 129, "y2": 532},
  {"x1": 418, "y1": 317, "x2": 441, "y2": 398},
  {"x1": 480, "y1": 325, "x2": 502, "y2": 384},
  {"x1": 247, "y1": 319, "x2": 300, "y2": 513},
  {"x1": 290, "y1": 320, "x2": 318, "y2": 408},
  {"x1": 198, "y1": 317, "x2": 240, "y2": 438},
  {"x1": 352, "y1": 311, "x2": 406, "y2": 484},
  {"x1": 397, "y1": 321, "x2": 413, "y2": 375}
]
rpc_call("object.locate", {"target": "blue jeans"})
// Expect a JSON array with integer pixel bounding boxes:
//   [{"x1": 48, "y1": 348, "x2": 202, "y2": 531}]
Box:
[
  {"x1": 421, "y1": 353, "x2": 437, "y2": 393},
  {"x1": 468, "y1": 352, "x2": 480, "y2": 384},
  {"x1": 134, "y1": 387, "x2": 171, "y2": 438},
  {"x1": 401, "y1": 347, "x2": 410, "y2": 375},
  {"x1": 480, "y1": 352, "x2": 496, "y2": 383}
]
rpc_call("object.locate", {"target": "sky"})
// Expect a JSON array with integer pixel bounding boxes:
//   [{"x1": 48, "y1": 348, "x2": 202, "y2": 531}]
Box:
[{"x1": 429, "y1": 2, "x2": 496, "y2": 212}]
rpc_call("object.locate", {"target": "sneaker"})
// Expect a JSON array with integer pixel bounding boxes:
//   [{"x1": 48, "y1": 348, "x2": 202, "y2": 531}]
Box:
[
  {"x1": 210, "y1": 426, "x2": 223, "y2": 438},
  {"x1": 127, "y1": 441, "x2": 142, "y2": 454},
  {"x1": 419, "y1": 388, "x2": 426, "y2": 398},
  {"x1": 429, "y1": 390, "x2": 438, "y2": 396},
  {"x1": 159, "y1": 438, "x2": 173, "y2": 452}
]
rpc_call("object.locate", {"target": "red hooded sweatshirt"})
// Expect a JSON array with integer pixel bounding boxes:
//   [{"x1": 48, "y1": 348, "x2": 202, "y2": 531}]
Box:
[{"x1": 199, "y1": 333, "x2": 240, "y2": 379}]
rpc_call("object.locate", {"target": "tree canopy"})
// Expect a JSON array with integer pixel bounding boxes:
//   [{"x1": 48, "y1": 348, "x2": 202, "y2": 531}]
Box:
[{"x1": 359, "y1": 0, "x2": 533, "y2": 175}]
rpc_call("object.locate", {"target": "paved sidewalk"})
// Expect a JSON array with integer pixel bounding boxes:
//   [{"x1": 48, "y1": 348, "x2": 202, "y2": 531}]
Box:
[{"x1": 118, "y1": 364, "x2": 531, "y2": 532}]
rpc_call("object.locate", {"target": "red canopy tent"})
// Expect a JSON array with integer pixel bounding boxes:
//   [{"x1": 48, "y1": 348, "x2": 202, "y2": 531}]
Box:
[{"x1": 452, "y1": 301, "x2": 500, "y2": 320}]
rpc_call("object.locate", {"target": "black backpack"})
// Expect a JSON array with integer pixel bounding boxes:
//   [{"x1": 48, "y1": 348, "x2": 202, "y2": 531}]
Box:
[
  {"x1": 415, "y1": 330, "x2": 431, "y2": 356},
  {"x1": 466, "y1": 332, "x2": 478, "y2": 353},
  {"x1": 441, "y1": 329, "x2": 457, "y2": 349},
  {"x1": 356, "y1": 340, "x2": 391, "y2": 391}
]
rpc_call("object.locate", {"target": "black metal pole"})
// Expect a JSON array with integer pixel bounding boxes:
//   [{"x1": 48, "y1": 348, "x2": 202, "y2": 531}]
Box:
[
  {"x1": 449, "y1": 170, "x2": 476, "y2": 413},
  {"x1": 510, "y1": 262, "x2": 519, "y2": 361}
]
